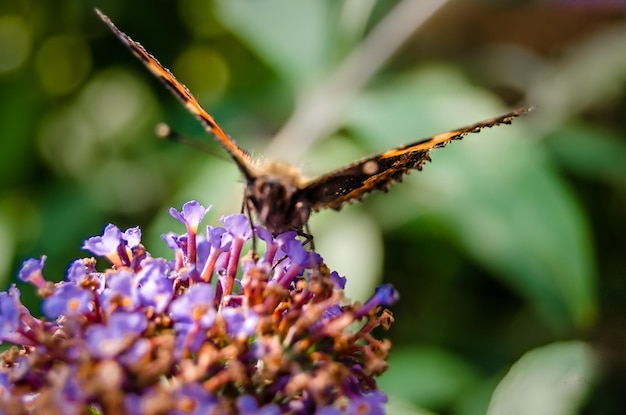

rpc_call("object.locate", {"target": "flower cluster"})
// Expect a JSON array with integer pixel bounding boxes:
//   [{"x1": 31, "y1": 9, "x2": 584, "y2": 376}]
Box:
[{"x1": 0, "y1": 201, "x2": 397, "y2": 414}]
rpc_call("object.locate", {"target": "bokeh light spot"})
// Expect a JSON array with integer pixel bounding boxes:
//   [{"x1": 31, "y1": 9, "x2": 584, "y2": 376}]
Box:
[
  {"x1": 178, "y1": 0, "x2": 224, "y2": 38},
  {"x1": 0, "y1": 16, "x2": 30, "y2": 74},
  {"x1": 37, "y1": 105, "x2": 97, "y2": 178},
  {"x1": 0, "y1": 214, "x2": 14, "y2": 286},
  {"x1": 35, "y1": 34, "x2": 92, "y2": 96},
  {"x1": 78, "y1": 68, "x2": 157, "y2": 143},
  {"x1": 173, "y1": 46, "x2": 229, "y2": 106}
]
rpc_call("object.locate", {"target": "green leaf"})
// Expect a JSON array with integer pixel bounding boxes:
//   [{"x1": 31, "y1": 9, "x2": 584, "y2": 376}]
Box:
[
  {"x1": 487, "y1": 341, "x2": 598, "y2": 415},
  {"x1": 386, "y1": 396, "x2": 439, "y2": 415},
  {"x1": 546, "y1": 121, "x2": 626, "y2": 187},
  {"x1": 346, "y1": 67, "x2": 597, "y2": 331},
  {"x1": 214, "y1": 0, "x2": 331, "y2": 89},
  {"x1": 378, "y1": 346, "x2": 480, "y2": 410}
]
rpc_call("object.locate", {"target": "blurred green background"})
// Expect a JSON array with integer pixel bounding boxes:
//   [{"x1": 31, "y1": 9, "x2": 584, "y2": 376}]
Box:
[{"x1": 1, "y1": 0, "x2": 625, "y2": 414}]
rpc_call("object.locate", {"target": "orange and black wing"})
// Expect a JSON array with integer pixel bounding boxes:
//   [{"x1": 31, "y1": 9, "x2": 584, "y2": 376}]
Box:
[
  {"x1": 301, "y1": 107, "x2": 532, "y2": 211},
  {"x1": 96, "y1": 9, "x2": 256, "y2": 180}
]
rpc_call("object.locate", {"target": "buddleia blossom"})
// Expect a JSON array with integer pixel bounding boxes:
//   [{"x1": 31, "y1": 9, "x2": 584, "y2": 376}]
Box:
[{"x1": 0, "y1": 200, "x2": 397, "y2": 414}]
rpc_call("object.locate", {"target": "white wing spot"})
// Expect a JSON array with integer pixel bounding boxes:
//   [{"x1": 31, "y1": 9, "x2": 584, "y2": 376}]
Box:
[{"x1": 362, "y1": 160, "x2": 378, "y2": 175}]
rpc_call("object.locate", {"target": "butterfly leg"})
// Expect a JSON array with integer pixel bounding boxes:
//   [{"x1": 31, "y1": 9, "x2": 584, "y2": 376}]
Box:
[
  {"x1": 298, "y1": 224, "x2": 315, "y2": 251},
  {"x1": 241, "y1": 197, "x2": 259, "y2": 254}
]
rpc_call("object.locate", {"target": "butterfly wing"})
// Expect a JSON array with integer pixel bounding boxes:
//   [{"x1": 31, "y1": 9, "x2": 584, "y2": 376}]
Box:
[
  {"x1": 301, "y1": 107, "x2": 532, "y2": 211},
  {"x1": 96, "y1": 9, "x2": 256, "y2": 179}
]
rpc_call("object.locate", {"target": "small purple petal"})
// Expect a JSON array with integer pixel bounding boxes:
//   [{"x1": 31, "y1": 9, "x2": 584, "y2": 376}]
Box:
[
  {"x1": 175, "y1": 383, "x2": 219, "y2": 415},
  {"x1": 162, "y1": 232, "x2": 181, "y2": 251},
  {"x1": 324, "y1": 304, "x2": 343, "y2": 320},
  {"x1": 254, "y1": 226, "x2": 273, "y2": 243},
  {"x1": 66, "y1": 259, "x2": 87, "y2": 283},
  {"x1": 255, "y1": 225, "x2": 278, "y2": 263},
  {"x1": 329, "y1": 271, "x2": 347, "y2": 290},
  {"x1": 125, "y1": 390, "x2": 150, "y2": 414},
  {"x1": 371, "y1": 284, "x2": 399, "y2": 307},
  {"x1": 222, "y1": 214, "x2": 251, "y2": 240},
  {"x1": 86, "y1": 311, "x2": 147, "y2": 359},
  {"x1": 346, "y1": 392, "x2": 387, "y2": 415},
  {"x1": 119, "y1": 338, "x2": 150, "y2": 366},
  {"x1": 196, "y1": 234, "x2": 210, "y2": 265},
  {"x1": 222, "y1": 308, "x2": 258, "y2": 338},
  {"x1": 169, "y1": 201, "x2": 210, "y2": 232},
  {"x1": 102, "y1": 270, "x2": 139, "y2": 312},
  {"x1": 355, "y1": 284, "x2": 398, "y2": 319},
  {"x1": 137, "y1": 260, "x2": 173, "y2": 313},
  {"x1": 123, "y1": 226, "x2": 142, "y2": 248},
  {"x1": 316, "y1": 406, "x2": 342, "y2": 415},
  {"x1": 236, "y1": 395, "x2": 259, "y2": 412},
  {"x1": 42, "y1": 283, "x2": 93, "y2": 319},
  {"x1": 0, "y1": 372, "x2": 10, "y2": 399},
  {"x1": 110, "y1": 310, "x2": 148, "y2": 336},
  {"x1": 206, "y1": 226, "x2": 231, "y2": 250},
  {"x1": 280, "y1": 238, "x2": 310, "y2": 267},
  {"x1": 59, "y1": 368, "x2": 85, "y2": 402},
  {"x1": 135, "y1": 259, "x2": 168, "y2": 284},
  {"x1": 18, "y1": 256, "x2": 47, "y2": 289},
  {"x1": 82, "y1": 224, "x2": 123, "y2": 257},
  {"x1": 236, "y1": 395, "x2": 280, "y2": 415},
  {"x1": 170, "y1": 284, "x2": 216, "y2": 329},
  {"x1": 0, "y1": 286, "x2": 21, "y2": 337}
]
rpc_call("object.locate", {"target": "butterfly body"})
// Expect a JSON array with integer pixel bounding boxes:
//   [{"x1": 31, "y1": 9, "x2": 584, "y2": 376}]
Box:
[
  {"x1": 246, "y1": 161, "x2": 311, "y2": 234},
  {"x1": 96, "y1": 9, "x2": 531, "y2": 235}
]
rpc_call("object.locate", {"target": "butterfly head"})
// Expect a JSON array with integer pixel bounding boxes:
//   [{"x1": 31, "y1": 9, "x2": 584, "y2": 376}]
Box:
[{"x1": 246, "y1": 161, "x2": 311, "y2": 235}]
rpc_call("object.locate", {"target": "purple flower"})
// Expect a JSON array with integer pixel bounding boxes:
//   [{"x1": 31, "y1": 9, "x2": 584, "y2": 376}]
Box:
[
  {"x1": 170, "y1": 284, "x2": 217, "y2": 354},
  {"x1": 86, "y1": 311, "x2": 147, "y2": 359},
  {"x1": 162, "y1": 232, "x2": 181, "y2": 251},
  {"x1": 255, "y1": 225, "x2": 278, "y2": 263},
  {"x1": 207, "y1": 226, "x2": 231, "y2": 250},
  {"x1": 280, "y1": 237, "x2": 310, "y2": 267},
  {"x1": 66, "y1": 259, "x2": 87, "y2": 283},
  {"x1": 222, "y1": 308, "x2": 258, "y2": 338},
  {"x1": 169, "y1": 200, "x2": 210, "y2": 233},
  {"x1": 119, "y1": 338, "x2": 150, "y2": 366},
  {"x1": 0, "y1": 200, "x2": 397, "y2": 413},
  {"x1": 18, "y1": 256, "x2": 47, "y2": 289},
  {"x1": 82, "y1": 224, "x2": 128, "y2": 267},
  {"x1": 169, "y1": 201, "x2": 210, "y2": 269},
  {"x1": 170, "y1": 284, "x2": 215, "y2": 328},
  {"x1": 329, "y1": 271, "x2": 347, "y2": 290},
  {"x1": 274, "y1": 235, "x2": 310, "y2": 287},
  {"x1": 222, "y1": 214, "x2": 251, "y2": 240},
  {"x1": 42, "y1": 283, "x2": 93, "y2": 319},
  {"x1": 18, "y1": 256, "x2": 47, "y2": 287},
  {"x1": 174, "y1": 383, "x2": 219, "y2": 415},
  {"x1": 346, "y1": 392, "x2": 387, "y2": 415},
  {"x1": 0, "y1": 372, "x2": 9, "y2": 399},
  {"x1": 199, "y1": 225, "x2": 232, "y2": 282},
  {"x1": 0, "y1": 286, "x2": 21, "y2": 339},
  {"x1": 137, "y1": 260, "x2": 173, "y2": 313},
  {"x1": 101, "y1": 269, "x2": 139, "y2": 312},
  {"x1": 83, "y1": 223, "x2": 123, "y2": 256},
  {"x1": 355, "y1": 284, "x2": 399, "y2": 319}
]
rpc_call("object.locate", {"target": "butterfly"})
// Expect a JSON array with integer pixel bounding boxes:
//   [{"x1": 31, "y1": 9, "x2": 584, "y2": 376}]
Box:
[{"x1": 96, "y1": 9, "x2": 531, "y2": 235}]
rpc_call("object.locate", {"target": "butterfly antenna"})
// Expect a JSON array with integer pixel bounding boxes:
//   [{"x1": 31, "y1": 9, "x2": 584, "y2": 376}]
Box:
[{"x1": 155, "y1": 123, "x2": 219, "y2": 156}]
